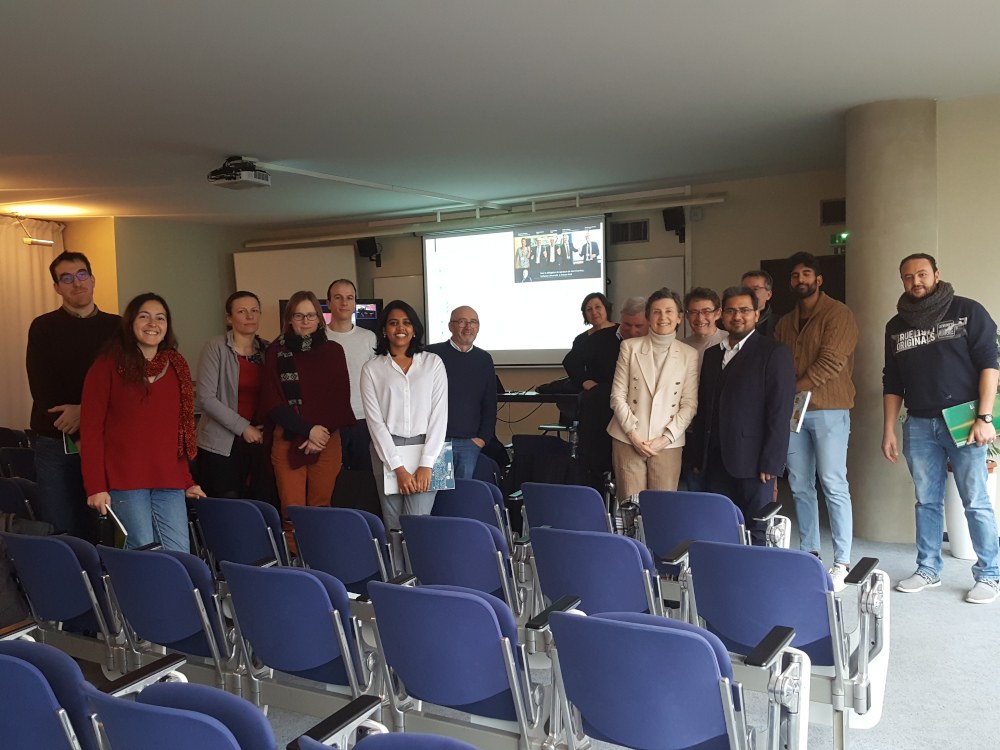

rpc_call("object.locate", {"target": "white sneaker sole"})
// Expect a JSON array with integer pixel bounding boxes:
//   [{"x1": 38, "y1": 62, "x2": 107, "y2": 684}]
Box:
[{"x1": 965, "y1": 591, "x2": 999, "y2": 604}]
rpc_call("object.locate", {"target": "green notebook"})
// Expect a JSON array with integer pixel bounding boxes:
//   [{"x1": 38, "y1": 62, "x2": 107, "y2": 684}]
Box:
[{"x1": 941, "y1": 399, "x2": 1000, "y2": 447}]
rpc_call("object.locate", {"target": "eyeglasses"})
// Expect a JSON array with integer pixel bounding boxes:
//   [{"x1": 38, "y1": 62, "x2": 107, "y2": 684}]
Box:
[
  {"x1": 450, "y1": 318, "x2": 480, "y2": 327},
  {"x1": 685, "y1": 308, "x2": 718, "y2": 318},
  {"x1": 291, "y1": 312, "x2": 319, "y2": 322},
  {"x1": 722, "y1": 307, "x2": 755, "y2": 316},
  {"x1": 56, "y1": 270, "x2": 91, "y2": 285}
]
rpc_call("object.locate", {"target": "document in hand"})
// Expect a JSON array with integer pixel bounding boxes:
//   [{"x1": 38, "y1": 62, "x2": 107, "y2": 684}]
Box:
[
  {"x1": 942, "y1": 399, "x2": 1000, "y2": 447},
  {"x1": 790, "y1": 391, "x2": 812, "y2": 433},
  {"x1": 382, "y1": 441, "x2": 455, "y2": 494}
]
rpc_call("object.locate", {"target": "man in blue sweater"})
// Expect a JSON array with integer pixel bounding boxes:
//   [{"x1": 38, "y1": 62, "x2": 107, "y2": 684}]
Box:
[
  {"x1": 882, "y1": 253, "x2": 999, "y2": 603},
  {"x1": 426, "y1": 306, "x2": 498, "y2": 479}
]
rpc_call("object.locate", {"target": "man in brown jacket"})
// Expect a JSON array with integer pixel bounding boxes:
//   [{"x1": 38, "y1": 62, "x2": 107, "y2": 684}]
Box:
[{"x1": 775, "y1": 252, "x2": 859, "y2": 588}]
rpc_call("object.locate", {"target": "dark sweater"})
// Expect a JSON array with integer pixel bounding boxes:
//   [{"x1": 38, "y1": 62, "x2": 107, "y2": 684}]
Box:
[
  {"x1": 883, "y1": 295, "x2": 999, "y2": 418},
  {"x1": 26, "y1": 307, "x2": 121, "y2": 439},
  {"x1": 425, "y1": 341, "x2": 498, "y2": 442}
]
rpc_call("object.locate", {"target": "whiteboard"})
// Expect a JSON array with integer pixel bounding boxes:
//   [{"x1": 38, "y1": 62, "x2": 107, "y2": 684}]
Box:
[
  {"x1": 233, "y1": 244, "x2": 357, "y2": 341},
  {"x1": 607, "y1": 256, "x2": 686, "y2": 309},
  {"x1": 373, "y1": 275, "x2": 424, "y2": 323}
]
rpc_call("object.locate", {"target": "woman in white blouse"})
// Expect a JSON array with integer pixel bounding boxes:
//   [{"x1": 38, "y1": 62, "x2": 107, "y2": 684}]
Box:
[
  {"x1": 360, "y1": 300, "x2": 448, "y2": 529},
  {"x1": 607, "y1": 287, "x2": 698, "y2": 498}
]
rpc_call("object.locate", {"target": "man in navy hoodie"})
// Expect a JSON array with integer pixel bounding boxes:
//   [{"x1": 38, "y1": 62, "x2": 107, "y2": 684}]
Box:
[{"x1": 882, "y1": 253, "x2": 999, "y2": 604}]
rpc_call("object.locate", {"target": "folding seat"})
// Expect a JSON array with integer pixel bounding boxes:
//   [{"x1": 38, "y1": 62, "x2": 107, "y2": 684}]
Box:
[
  {"x1": 547, "y1": 610, "x2": 810, "y2": 750},
  {"x1": 88, "y1": 680, "x2": 275, "y2": 750},
  {"x1": 529, "y1": 526, "x2": 661, "y2": 615},
  {"x1": 0, "y1": 533, "x2": 119, "y2": 666},
  {"x1": 98, "y1": 546, "x2": 230, "y2": 685},
  {"x1": 0, "y1": 653, "x2": 86, "y2": 749},
  {"x1": 220, "y1": 560, "x2": 370, "y2": 706},
  {"x1": 0, "y1": 638, "x2": 185, "y2": 750},
  {"x1": 520, "y1": 482, "x2": 612, "y2": 533},
  {"x1": 688, "y1": 541, "x2": 890, "y2": 750},
  {"x1": 432, "y1": 477, "x2": 514, "y2": 547},
  {"x1": 368, "y1": 581, "x2": 550, "y2": 750},
  {"x1": 196, "y1": 497, "x2": 290, "y2": 572},
  {"x1": 400, "y1": 515, "x2": 523, "y2": 616},
  {"x1": 0, "y1": 446, "x2": 35, "y2": 481},
  {"x1": 297, "y1": 729, "x2": 479, "y2": 750},
  {"x1": 287, "y1": 506, "x2": 390, "y2": 595},
  {"x1": 0, "y1": 477, "x2": 33, "y2": 519}
]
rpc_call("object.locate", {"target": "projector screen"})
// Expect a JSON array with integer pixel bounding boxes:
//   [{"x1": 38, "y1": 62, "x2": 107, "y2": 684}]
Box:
[{"x1": 424, "y1": 216, "x2": 606, "y2": 365}]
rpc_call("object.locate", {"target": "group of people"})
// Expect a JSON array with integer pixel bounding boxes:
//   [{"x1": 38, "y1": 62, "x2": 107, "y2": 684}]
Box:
[
  {"x1": 24, "y1": 246, "x2": 999, "y2": 603},
  {"x1": 564, "y1": 253, "x2": 999, "y2": 602},
  {"x1": 25, "y1": 252, "x2": 499, "y2": 554}
]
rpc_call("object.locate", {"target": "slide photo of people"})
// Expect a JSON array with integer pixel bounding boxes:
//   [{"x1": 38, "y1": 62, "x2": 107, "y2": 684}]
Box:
[{"x1": 513, "y1": 220, "x2": 603, "y2": 283}]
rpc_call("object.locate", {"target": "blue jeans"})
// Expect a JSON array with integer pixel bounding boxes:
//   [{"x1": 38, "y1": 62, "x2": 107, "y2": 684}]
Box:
[
  {"x1": 110, "y1": 488, "x2": 190, "y2": 552},
  {"x1": 449, "y1": 438, "x2": 482, "y2": 480},
  {"x1": 902, "y1": 416, "x2": 999, "y2": 582},
  {"x1": 786, "y1": 409, "x2": 853, "y2": 564},
  {"x1": 33, "y1": 436, "x2": 96, "y2": 541}
]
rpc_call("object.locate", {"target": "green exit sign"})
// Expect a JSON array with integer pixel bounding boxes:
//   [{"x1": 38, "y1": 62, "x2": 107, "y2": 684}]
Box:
[{"x1": 829, "y1": 231, "x2": 849, "y2": 245}]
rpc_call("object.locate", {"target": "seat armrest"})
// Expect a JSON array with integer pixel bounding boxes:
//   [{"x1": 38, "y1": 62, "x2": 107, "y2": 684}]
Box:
[
  {"x1": 508, "y1": 490, "x2": 523, "y2": 500},
  {"x1": 135, "y1": 542, "x2": 163, "y2": 551},
  {"x1": 743, "y1": 625, "x2": 795, "y2": 669},
  {"x1": 289, "y1": 694, "x2": 383, "y2": 750},
  {"x1": 845, "y1": 557, "x2": 879, "y2": 585},
  {"x1": 753, "y1": 503, "x2": 783, "y2": 522},
  {"x1": 0, "y1": 618, "x2": 36, "y2": 640},
  {"x1": 661, "y1": 539, "x2": 691, "y2": 566},
  {"x1": 388, "y1": 573, "x2": 417, "y2": 586},
  {"x1": 252, "y1": 556, "x2": 280, "y2": 568},
  {"x1": 525, "y1": 595, "x2": 581, "y2": 631},
  {"x1": 101, "y1": 654, "x2": 188, "y2": 696}
]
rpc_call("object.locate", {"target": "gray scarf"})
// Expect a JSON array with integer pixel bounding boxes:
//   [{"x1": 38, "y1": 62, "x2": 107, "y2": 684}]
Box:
[{"x1": 896, "y1": 280, "x2": 955, "y2": 330}]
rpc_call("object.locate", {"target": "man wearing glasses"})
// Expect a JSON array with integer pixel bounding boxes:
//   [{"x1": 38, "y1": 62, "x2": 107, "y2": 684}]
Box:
[
  {"x1": 26, "y1": 251, "x2": 120, "y2": 540},
  {"x1": 689, "y1": 286, "x2": 795, "y2": 543},
  {"x1": 426, "y1": 305, "x2": 497, "y2": 479},
  {"x1": 682, "y1": 287, "x2": 727, "y2": 368}
]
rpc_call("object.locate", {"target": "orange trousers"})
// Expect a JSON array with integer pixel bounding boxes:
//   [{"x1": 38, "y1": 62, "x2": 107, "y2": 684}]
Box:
[{"x1": 271, "y1": 427, "x2": 343, "y2": 518}]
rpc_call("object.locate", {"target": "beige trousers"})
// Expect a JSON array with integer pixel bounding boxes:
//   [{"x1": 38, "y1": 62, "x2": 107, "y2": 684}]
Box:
[{"x1": 611, "y1": 439, "x2": 682, "y2": 500}]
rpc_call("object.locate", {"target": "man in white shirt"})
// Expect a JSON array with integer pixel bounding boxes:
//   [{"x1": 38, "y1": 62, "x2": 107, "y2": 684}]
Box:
[{"x1": 326, "y1": 279, "x2": 377, "y2": 470}]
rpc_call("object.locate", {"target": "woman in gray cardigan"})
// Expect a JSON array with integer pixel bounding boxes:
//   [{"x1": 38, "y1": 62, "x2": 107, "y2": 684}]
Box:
[{"x1": 195, "y1": 291, "x2": 269, "y2": 498}]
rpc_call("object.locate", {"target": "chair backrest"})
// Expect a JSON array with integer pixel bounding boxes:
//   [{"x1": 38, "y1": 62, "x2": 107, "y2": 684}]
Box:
[
  {"x1": 530, "y1": 527, "x2": 655, "y2": 614},
  {"x1": 0, "y1": 477, "x2": 31, "y2": 518},
  {"x1": 0, "y1": 446, "x2": 35, "y2": 480},
  {"x1": 221, "y1": 561, "x2": 356, "y2": 686},
  {"x1": 472, "y1": 452, "x2": 503, "y2": 485},
  {"x1": 401, "y1": 515, "x2": 509, "y2": 598},
  {"x1": 196, "y1": 497, "x2": 285, "y2": 569},
  {"x1": 98, "y1": 546, "x2": 225, "y2": 660},
  {"x1": 688, "y1": 540, "x2": 834, "y2": 665},
  {"x1": 287, "y1": 506, "x2": 387, "y2": 594},
  {"x1": 432, "y1": 478, "x2": 502, "y2": 529},
  {"x1": 638, "y1": 490, "x2": 745, "y2": 562},
  {"x1": 0, "y1": 427, "x2": 30, "y2": 449},
  {"x1": 138, "y1": 681, "x2": 276, "y2": 750},
  {"x1": 368, "y1": 581, "x2": 521, "y2": 721},
  {"x1": 522, "y1": 482, "x2": 610, "y2": 532},
  {"x1": 0, "y1": 653, "x2": 82, "y2": 749},
  {"x1": 88, "y1": 687, "x2": 241, "y2": 750},
  {"x1": 549, "y1": 611, "x2": 734, "y2": 750},
  {"x1": 0, "y1": 532, "x2": 112, "y2": 634},
  {"x1": 0, "y1": 640, "x2": 98, "y2": 750}
]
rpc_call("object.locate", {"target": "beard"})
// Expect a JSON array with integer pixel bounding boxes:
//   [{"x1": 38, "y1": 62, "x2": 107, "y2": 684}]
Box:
[{"x1": 794, "y1": 282, "x2": 818, "y2": 299}]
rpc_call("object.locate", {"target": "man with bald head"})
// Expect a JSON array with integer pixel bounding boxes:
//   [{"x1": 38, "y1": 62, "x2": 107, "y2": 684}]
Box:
[{"x1": 427, "y1": 306, "x2": 498, "y2": 478}]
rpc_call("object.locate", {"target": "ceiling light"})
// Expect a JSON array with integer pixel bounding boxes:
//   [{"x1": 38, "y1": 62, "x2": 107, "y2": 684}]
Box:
[{"x1": 2, "y1": 204, "x2": 84, "y2": 217}]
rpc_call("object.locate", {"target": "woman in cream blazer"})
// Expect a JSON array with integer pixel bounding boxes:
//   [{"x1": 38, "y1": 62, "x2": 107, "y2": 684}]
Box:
[{"x1": 607, "y1": 287, "x2": 699, "y2": 498}]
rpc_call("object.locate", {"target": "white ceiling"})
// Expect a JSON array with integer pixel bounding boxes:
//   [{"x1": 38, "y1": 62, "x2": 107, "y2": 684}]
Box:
[{"x1": 5, "y1": 1, "x2": 1000, "y2": 229}]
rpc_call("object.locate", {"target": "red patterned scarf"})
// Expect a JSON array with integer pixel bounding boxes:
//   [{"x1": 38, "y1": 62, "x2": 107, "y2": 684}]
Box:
[{"x1": 145, "y1": 350, "x2": 197, "y2": 461}]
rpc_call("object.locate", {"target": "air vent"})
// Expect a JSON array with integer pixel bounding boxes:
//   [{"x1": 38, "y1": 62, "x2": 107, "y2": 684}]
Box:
[
  {"x1": 610, "y1": 220, "x2": 649, "y2": 244},
  {"x1": 820, "y1": 199, "x2": 846, "y2": 226}
]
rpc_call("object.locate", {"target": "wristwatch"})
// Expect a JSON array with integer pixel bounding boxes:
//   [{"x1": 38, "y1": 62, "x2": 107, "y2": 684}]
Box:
[{"x1": 977, "y1": 414, "x2": 994, "y2": 423}]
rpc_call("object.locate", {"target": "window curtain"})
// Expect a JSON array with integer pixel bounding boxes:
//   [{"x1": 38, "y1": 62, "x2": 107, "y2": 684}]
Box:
[{"x1": 0, "y1": 217, "x2": 65, "y2": 429}]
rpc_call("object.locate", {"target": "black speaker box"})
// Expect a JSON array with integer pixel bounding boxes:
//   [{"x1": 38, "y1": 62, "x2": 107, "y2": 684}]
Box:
[
  {"x1": 662, "y1": 207, "x2": 686, "y2": 243},
  {"x1": 357, "y1": 237, "x2": 379, "y2": 258}
]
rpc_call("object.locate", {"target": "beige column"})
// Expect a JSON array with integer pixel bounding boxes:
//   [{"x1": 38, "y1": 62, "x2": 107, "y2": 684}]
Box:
[{"x1": 845, "y1": 100, "x2": 937, "y2": 542}]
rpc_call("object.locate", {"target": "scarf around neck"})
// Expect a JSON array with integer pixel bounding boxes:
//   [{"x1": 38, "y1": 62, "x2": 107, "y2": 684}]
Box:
[
  {"x1": 896, "y1": 280, "x2": 955, "y2": 330},
  {"x1": 144, "y1": 350, "x2": 197, "y2": 461},
  {"x1": 277, "y1": 329, "x2": 327, "y2": 409}
]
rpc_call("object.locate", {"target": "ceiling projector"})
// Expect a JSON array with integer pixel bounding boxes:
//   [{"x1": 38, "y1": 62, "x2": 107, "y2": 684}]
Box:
[{"x1": 207, "y1": 156, "x2": 271, "y2": 190}]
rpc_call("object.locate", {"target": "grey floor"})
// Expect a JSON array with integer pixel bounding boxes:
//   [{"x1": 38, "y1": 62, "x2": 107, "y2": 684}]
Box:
[{"x1": 269, "y1": 530, "x2": 1000, "y2": 750}]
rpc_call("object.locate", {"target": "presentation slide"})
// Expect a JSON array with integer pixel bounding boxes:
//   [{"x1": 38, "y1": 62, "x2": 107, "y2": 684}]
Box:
[{"x1": 424, "y1": 216, "x2": 605, "y2": 365}]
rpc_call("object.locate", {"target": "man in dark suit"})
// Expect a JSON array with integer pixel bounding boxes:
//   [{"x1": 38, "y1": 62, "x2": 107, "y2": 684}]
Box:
[{"x1": 689, "y1": 286, "x2": 795, "y2": 543}]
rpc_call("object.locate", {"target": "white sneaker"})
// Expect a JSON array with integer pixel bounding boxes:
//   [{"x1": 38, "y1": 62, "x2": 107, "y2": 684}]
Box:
[
  {"x1": 896, "y1": 571, "x2": 941, "y2": 593},
  {"x1": 966, "y1": 579, "x2": 1000, "y2": 604},
  {"x1": 829, "y1": 563, "x2": 849, "y2": 592}
]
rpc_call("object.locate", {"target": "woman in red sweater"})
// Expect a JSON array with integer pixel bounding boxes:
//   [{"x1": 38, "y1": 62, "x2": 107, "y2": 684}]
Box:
[
  {"x1": 81, "y1": 293, "x2": 204, "y2": 551},
  {"x1": 259, "y1": 291, "x2": 353, "y2": 543}
]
